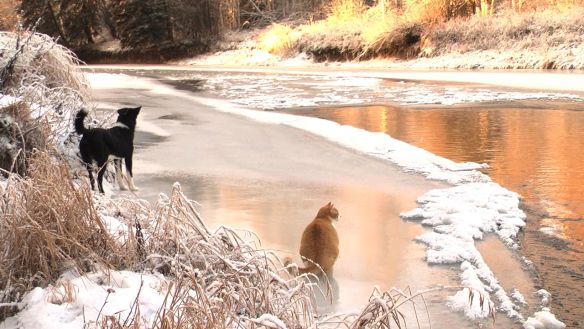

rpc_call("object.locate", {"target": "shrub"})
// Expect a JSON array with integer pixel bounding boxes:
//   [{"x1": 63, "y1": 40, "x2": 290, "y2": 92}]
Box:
[{"x1": 1, "y1": 31, "x2": 88, "y2": 171}]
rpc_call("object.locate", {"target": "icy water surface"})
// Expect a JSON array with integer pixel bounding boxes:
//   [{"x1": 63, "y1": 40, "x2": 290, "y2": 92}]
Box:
[
  {"x1": 92, "y1": 73, "x2": 487, "y2": 328},
  {"x1": 286, "y1": 103, "x2": 584, "y2": 327},
  {"x1": 89, "y1": 66, "x2": 583, "y2": 326}
]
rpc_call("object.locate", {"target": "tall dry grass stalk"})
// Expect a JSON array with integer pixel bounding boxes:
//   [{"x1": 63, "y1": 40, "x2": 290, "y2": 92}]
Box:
[
  {"x1": 257, "y1": 23, "x2": 298, "y2": 55},
  {"x1": 325, "y1": 0, "x2": 366, "y2": 20}
]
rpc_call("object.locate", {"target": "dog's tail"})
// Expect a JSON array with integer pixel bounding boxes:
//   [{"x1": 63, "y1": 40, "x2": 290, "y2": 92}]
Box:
[{"x1": 74, "y1": 109, "x2": 88, "y2": 135}]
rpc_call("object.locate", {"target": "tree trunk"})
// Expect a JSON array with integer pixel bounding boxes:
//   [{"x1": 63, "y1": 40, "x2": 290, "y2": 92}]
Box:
[{"x1": 45, "y1": 0, "x2": 71, "y2": 48}]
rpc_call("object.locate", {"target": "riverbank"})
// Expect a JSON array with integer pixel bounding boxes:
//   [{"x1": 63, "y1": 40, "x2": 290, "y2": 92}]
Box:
[{"x1": 170, "y1": 5, "x2": 584, "y2": 71}]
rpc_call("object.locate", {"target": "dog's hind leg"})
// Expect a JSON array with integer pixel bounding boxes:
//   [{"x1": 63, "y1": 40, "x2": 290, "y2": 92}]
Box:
[
  {"x1": 96, "y1": 160, "x2": 107, "y2": 194},
  {"x1": 80, "y1": 151, "x2": 96, "y2": 191},
  {"x1": 85, "y1": 163, "x2": 96, "y2": 191},
  {"x1": 124, "y1": 156, "x2": 139, "y2": 191},
  {"x1": 114, "y1": 159, "x2": 128, "y2": 191}
]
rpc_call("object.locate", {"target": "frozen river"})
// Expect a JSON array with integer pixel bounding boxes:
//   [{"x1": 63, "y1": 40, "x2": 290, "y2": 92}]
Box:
[{"x1": 87, "y1": 66, "x2": 584, "y2": 328}]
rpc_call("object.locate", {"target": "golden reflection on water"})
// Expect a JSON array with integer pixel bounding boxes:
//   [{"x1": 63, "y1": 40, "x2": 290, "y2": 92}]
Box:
[
  {"x1": 296, "y1": 105, "x2": 584, "y2": 247},
  {"x1": 140, "y1": 175, "x2": 468, "y2": 325}
]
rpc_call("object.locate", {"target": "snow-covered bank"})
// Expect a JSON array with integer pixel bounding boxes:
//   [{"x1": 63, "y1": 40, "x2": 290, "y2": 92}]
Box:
[
  {"x1": 85, "y1": 72, "x2": 565, "y2": 327},
  {"x1": 0, "y1": 270, "x2": 167, "y2": 329}
]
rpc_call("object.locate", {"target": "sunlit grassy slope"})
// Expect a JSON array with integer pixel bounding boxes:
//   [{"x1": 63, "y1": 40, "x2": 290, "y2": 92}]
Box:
[{"x1": 254, "y1": 0, "x2": 584, "y2": 69}]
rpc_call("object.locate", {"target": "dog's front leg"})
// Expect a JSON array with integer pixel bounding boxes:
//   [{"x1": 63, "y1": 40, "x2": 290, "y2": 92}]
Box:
[
  {"x1": 114, "y1": 159, "x2": 128, "y2": 190},
  {"x1": 97, "y1": 161, "x2": 107, "y2": 194},
  {"x1": 124, "y1": 156, "x2": 139, "y2": 191}
]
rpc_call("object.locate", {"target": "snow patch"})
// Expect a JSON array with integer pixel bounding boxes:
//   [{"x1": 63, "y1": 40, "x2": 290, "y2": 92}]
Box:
[
  {"x1": 512, "y1": 289, "x2": 528, "y2": 307},
  {"x1": 249, "y1": 314, "x2": 288, "y2": 329},
  {"x1": 0, "y1": 95, "x2": 19, "y2": 107},
  {"x1": 523, "y1": 309, "x2": 566, "y2": 329},
  {"x1": 0, "y1": 270, "x2": 167, "y2": 329}
]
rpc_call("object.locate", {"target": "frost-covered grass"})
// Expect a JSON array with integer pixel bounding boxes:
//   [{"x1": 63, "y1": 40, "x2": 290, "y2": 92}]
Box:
[
  {"x1": 0, "y1": 102, "x2": 50, "y2": 176},
  {"x1": 0, "y1": 31, "x2": 88, "y2": 104},
  {"x1": 0, "y1": 155, "x2": 317, "y2": 327},
  {"x1": 420, "y1": 7, "x2": 584, "y2": 70},
  {"x1": 0, "y1": 31, "x2": 89, "y2": 174}
]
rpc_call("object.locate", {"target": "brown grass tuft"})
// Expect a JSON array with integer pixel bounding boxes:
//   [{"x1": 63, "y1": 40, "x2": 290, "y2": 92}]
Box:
[
  {"x1": 0, "y1": 151, "x2": 138, "y2": 320},
  {"x1": 257, "y1": 23, "x2": 298, "y2": 56}
]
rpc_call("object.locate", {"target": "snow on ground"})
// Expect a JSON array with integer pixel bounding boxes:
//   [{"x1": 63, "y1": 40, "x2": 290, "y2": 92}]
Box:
[
  {"x1": 0, "y1": 270, "x2": 168, "y2": 329},
  {"x1": 0, "y1": 95, "x2": 19, "y2": 107},
  {"x1": 83, "y1": 72, "x2": 564, "y2": 326},
  {"x1": 523, "y1": 309, "x2": 566, "y2": 329}
]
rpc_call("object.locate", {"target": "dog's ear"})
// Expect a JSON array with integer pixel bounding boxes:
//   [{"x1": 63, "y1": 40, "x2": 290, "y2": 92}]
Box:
[
  {"x1": 134, "y1": 106, "x2": 142, "y2": 114},
  {"x1": 117, "y1": 108, "x2": 128, "y2": 115}
]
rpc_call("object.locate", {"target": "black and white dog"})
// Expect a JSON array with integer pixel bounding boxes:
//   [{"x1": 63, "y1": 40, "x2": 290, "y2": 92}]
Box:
[{"x1": 74, "y1": 107, "x2": 141, "y2": 193}]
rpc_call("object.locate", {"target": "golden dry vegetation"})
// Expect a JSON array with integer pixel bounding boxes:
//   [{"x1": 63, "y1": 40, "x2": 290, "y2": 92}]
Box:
[
  {"x1": 0, "y1": 0, "x2": 18, "y2": 31},
  {"x1": 254, "y1": 0, "x2": 584, "y2": 67}
]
